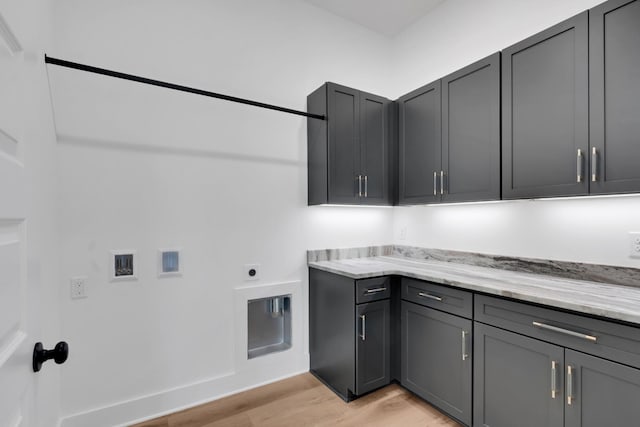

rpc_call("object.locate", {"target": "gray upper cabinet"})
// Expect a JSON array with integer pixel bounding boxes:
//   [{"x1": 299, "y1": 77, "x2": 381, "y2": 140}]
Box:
[
  {"x1": 589, "y1": 0, "x2": 640, "y2": 195},
  {"x1": 474, "y1": 323, "x2": 564, "y2": 427},
  {"x1": 398, "y1": 80, "x2": 441, "y2": 204},
  {"x1": 307, "y1": 82, "x2": 392, "y2": 206},
  {"x1": 398, "y1": 52, "x2": 500, "y2": 205},
  {"x1": 441, "y1": 53, "x2": 501, "y2": 203},
  {"x1": 502, "y1": 12, "x2": 589, "y2": 199}
]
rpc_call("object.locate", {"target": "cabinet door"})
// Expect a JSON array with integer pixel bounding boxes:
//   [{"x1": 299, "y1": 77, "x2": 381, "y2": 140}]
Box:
[
  {"x1": 474, "y1": 323, "x2": 564, "y2": 427},
  {"x1": 502, "y1": 12, "x2": 589, "y2": 199},
  {"x1": 442, "y1": 53, "x2": 501, "y2": 203},
  {"x1": 398, "y1": 81, "x2": 441, "y2": 204},
  {"x1": 327, "y1": 83, "x2": 361, "y2": 204},
  {"x1": 356, "y1": 300, "x2": 390, "y2": 395},
  {"x1": 589, "y1": 0, "x2": 640, "y2": 194},
  {"x1": 565, "y1": 349, "x2": 640, "y2": 427},
  {"x1": 360, "y1": 91, "x2": 391, "y2": 205},
  {"x1": 401, "y1": 301, "x2": 472, "y2": 426}
]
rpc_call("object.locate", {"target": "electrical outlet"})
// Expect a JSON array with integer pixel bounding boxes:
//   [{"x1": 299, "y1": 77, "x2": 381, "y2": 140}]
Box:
[
  {"x1": 244, "y1": 264, "x2": 260, "y2": 281},
  {"x1": 70, "y1": 276, "x2": 88, "y2": 299},
  {"x1": 399, "y1": 226, "x2": 407, "y2": 240},
  {"x1": 629, "y1": 232, "x2": 640, "y2": 258}
]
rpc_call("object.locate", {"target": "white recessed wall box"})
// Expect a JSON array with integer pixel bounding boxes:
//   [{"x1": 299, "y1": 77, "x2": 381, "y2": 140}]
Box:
[
  {"x1": 109, "y1": 249, "x2": 138, "y2": 282},
  {"x1": 158, "y1": 248, "x2": 182, "y2": 277}
]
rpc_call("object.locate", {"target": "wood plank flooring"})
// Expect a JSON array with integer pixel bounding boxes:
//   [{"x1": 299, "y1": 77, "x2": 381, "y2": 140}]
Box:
[{"x1": 132, "y1": 373, "x2": 462, "y2": 427}]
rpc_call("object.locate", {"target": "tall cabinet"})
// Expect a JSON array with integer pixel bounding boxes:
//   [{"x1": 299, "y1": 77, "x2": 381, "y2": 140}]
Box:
[{"x1": 307, "y1": 82, "x2": 393, "y2": 205}]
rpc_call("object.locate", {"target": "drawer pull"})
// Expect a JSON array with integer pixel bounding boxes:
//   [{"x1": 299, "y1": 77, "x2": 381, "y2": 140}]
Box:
[
  {"x1": 418, "y1": 292, "x2": 443, "y2": 302},
  {"x1": 365, "y1": 287, "x2": 387, "y2": 294},
  {"x1": 532, "y1": 321, "x2": 597, "y2": 343}
]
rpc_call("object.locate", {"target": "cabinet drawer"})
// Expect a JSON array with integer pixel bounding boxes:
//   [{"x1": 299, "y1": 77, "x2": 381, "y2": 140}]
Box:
[
  {"x1": 475, "y1": 295, "x2": 640, "y2": 369},
  {"x1": 401, "y1": 278, "x2": 473, "y2": 319},
  {"x1": 356, "y1": 277, "x2": 391, "y2": 304}
]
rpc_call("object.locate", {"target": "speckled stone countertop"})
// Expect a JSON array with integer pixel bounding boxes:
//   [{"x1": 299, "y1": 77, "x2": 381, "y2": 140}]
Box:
[{"x1": 308, "y1": 254, "x2": 640, "y2": 326}]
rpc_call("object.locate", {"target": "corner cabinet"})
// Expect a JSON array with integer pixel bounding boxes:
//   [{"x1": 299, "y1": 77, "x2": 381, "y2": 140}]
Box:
[
  {"x1": 474, "y1": 295, "x2": 640, "y2": 427},
  {"x1": 307, "y1": 83, "x2": 393, "y2": 206},
  {"x1": 309, "y1": 268, "x2": 391, "y2": 400},
  {"x1": 398, "y1": 52, "x2": 500, "y2": 205},
  {"x1": 589, "y1": 0, "x2": 640, "y2": 195},
  {"x1": 502, "y1": 12, "x2": 589, "y2": 199}
]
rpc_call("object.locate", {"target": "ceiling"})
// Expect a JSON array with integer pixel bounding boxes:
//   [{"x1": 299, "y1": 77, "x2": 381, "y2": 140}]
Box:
[{"x1": 302, "y1": 0, "x2": 445, "y2": 37}]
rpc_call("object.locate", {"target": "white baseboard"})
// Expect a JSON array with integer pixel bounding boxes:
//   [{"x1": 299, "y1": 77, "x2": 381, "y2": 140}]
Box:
[{"x1": 59, "y1": 364, "x2": 308, "y2": 427}]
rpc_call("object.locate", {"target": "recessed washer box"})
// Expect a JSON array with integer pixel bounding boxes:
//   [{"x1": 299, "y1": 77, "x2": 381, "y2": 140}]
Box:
[
  {"x1": 247, "y1": 294, "x2": 292, "y2": 359},
  {"x1": 110, "y1": 250, "x2": 137, "y2": 282},
  {"x1": 158, "y1": 248, "x2": 182, "y2": 277}
]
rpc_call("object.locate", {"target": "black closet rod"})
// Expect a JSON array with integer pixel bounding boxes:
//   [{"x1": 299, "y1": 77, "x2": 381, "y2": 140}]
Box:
[{"x1": 44, "y1": 55, "x2": 326, "y2": 121}]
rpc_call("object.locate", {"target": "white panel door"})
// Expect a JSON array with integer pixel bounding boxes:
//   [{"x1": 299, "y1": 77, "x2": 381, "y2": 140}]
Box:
[{"x1": 0, "y1": 6, "x2": 38, "y2": 427}]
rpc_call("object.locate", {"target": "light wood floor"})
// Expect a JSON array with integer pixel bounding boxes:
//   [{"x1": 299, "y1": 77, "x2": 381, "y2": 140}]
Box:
[{"x1": 132, "y1": 373, "x2": 462, "y2": 427}]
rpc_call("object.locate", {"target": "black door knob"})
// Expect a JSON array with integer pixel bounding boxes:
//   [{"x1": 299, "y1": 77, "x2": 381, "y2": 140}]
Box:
[{"x1": 33, "y1": 341, "x2": 69, "y2": 372}]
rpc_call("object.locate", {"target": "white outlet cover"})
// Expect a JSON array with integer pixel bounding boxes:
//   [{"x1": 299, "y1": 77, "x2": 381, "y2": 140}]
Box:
[
  {"x1": 70, "y1": 276, "x2": 88, "y2": 299},
  {"x1": 109, "y1": 249, "x2": 138, "y2": 282},
  {"x1": 244, "y1": 264, "x2": 260, "y2": 281},
  {"x1": 158, "y1": 248, "x2": 182, "y2": 277}
]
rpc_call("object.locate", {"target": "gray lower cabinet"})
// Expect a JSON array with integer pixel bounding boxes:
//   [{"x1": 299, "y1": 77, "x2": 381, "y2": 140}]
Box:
[
  {"x1": 401, "y1": 301, "x2": 472, "y2": 426},
  {"x1": 307, "y1": 82, "x2": 392, "y2": 206},
  {"x1": 502, "y1": 12, "x2": 589, "y2": 199},
  {"x1": 589, "y1": 0, "x2": 640, "y2": 195},
  {"x1": 564, "y1": 349, "x2": 640, "y2": 427},
  {"x1": 475, "y1": 295, "x2": 640, "y2": 427},
  {"x1": 309, "y1": 268, "x2": 391, "y2": 401},
  {"x1": 356, "y1": 300, "x2": 391, "y2": 395},
  {"x1": 474, "y1": 323, "x2": 564, "y2": 427}
]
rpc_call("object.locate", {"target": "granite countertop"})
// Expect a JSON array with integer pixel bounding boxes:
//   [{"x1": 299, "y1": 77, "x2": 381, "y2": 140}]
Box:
[{"x1": 308, "y1": 255, "x2": 640, "y2": 326}]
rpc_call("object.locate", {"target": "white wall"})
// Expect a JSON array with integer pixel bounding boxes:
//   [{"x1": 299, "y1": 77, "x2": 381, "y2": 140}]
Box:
[
  {"x1": 51, "y1": 0, "x2": 640, "y2": 425},
  {"x1": 390, "y1": 0, "x2": 640, "y2": 268},
  {"x1": 50, "y1": 1, "x2": 393, "y2": 425}
]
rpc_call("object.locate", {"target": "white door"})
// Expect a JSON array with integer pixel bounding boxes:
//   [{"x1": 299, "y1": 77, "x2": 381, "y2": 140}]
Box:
[{"x1": 0, "y1": 3, "x2": 52, "y2": 426}]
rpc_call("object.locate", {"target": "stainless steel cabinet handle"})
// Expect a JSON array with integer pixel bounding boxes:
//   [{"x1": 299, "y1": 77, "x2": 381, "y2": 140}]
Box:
[
  {"x1": 357, "y1": 175, "x2": 362, "y2": 197},
  {"x1": 567, "y1": 365, "x2": 574, "y2": 405},
  {"x1": 577, "y1": 149, "x2": 583, "y2": 182},
  {"x1": 364, "y1": 175, "x2": 368, "y2": 198},
  {"x1": 440, "y1": 170, "x2": 445, "y2": 195},
  {"x1": 433, "y1": 171, "x2": 437, "y2": 196},
  {"x1": 461, "y1": 331, "x2": 469, "y2": 361},
  {"x1": 360, "y1": 315, "x2": 366, "y2": 341},
  {"x1": 532, "y1": 321, "x2": 597, "y2": 342},
  {"x1": 366, "y1": 287, "x2": 387, "y2": 294},
  {"x1": 551, "y1": 360, "x2": 559, "y2": 399},
  {"x1": 592, "y1": 147, "x2": 598, "y2": 182},
  {"x1": 418, "y1": 292, "x2": 443, "y2": 302}
]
